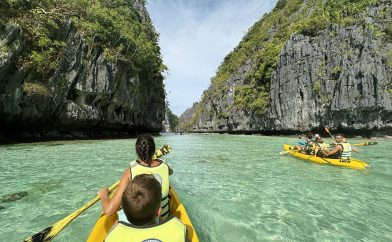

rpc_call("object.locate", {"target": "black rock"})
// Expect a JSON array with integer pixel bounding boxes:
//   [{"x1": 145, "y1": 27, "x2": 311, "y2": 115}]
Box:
[{"x1": 0, "y1": 191, "x2": 28, "y2": 202}]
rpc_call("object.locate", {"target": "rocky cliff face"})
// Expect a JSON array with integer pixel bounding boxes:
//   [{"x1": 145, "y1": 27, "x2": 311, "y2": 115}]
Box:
[
  {"x1": 180, "y1": 0, "x2": 392, "y2": 135},
  {"x1": 178, "y1": 102, "x2": 199, "y2": 131},
  {"x1": 0, "y1": 0, "x2": 165, "y2": 140},
  {"x1": 269, "y1": 21, "x2": 392, "y2": 132},
  {"x1": 162, "y1": 106, "x2": 179, "y2": 132}
]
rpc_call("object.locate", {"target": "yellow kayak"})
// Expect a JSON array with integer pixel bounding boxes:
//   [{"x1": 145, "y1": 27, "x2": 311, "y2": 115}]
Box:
[
  {"x1": 352, "y1": 141, "x2": 378, "y2": 146},
  {"x1": 87, "y1": 186, "x2": 199, "y2": 242},
  {"x1": 283, "y1": 144, "x2": 370, "y2": 170}
]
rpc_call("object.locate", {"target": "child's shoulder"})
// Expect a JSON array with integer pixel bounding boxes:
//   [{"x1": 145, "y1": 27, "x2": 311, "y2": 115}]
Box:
[{"x1": 129, "y1": 160, "x2": 138, "y2": 167}]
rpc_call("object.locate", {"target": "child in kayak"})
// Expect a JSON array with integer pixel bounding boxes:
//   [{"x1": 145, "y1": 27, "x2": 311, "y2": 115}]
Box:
[
  {"x1": 98, "y1": 134, "x2": 173, "y2": 220},
  {"x1": 294, "y1": 131, "x2": 313, "y2": 152},
  {"x1": 105, "y1": 174, "x2": 187, "y2": 242},
  {"x1": 312, "y1": 134, "x2": 329, "y2": 157}
]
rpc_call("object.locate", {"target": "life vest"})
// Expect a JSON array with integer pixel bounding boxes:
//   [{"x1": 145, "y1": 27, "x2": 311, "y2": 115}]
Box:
[
  {"x1": 298, "y1": 139, "x2": 307, "y2": 147},
  {"x1": 130, "y1": 160, "x2": 170, "y2": 219},
  {"x1": 105, "y1": 217, "x2": 186, "y2": 242},
  {"x1": 317, "y1": 143, "x2": 329, "y2": 149},
  {"x1": 339, "y1": 142, "x2": 352, "y2": 159}
]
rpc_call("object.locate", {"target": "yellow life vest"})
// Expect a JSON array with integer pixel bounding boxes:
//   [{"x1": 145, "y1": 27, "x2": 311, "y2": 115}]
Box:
[
  {"x1": 129, "y1": 160, "x2": 170, "y2": 219},
  {"x1": 105, "y1": 217, "x2": 186, "y2": 242},
  {"x1": 318, "y1": 143, "x2": 329, "y2": 149},
  {"x1": 340, "y1": 142, "x2": 352, "y2": 159}
]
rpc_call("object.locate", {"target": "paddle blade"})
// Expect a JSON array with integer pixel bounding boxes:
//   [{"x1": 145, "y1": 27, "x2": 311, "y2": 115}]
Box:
[
  {"x1": 279, "y1": 150, "x2": 291, "y2": 155},
  {"x1": 23, "y1": 180, "x2": 120, "y2": 242},
  {"x1": 152, "y1": 144, "x2": 172, "y2": 160},
  {"x1": 23, "y1": 227, "x2": 52, "y2": 242},
  {"x1": 23, "y1": 198, "x2": 99, "y2": 242},
  {"x1": 23, "y1": 211, "x2": 89, "y2": 242}
]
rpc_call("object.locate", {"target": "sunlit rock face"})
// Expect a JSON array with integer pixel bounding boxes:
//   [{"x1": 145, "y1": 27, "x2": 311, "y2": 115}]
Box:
[
  {"x1": 268, "y1": 24, "x2": 392, "y2": 133},
  {"x1": 180, "y1": 1, "x2": 392, "y2": 135}
]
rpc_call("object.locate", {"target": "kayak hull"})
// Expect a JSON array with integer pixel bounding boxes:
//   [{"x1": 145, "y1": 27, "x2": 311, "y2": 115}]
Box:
[
  {"x1": 283, "y1": 144, "x2": 370, "y2": 170},
  {"x1": 352, "y1": 141, "x2": 378, "y2": 146},
  {"x1": 87, "y1": 186, "x2": 199, "y2": 242}
]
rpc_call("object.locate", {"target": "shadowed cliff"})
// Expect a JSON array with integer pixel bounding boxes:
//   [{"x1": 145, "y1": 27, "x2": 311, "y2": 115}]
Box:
[{"x1": 0, "y1": 0, "x2": 166, "y2": 141}]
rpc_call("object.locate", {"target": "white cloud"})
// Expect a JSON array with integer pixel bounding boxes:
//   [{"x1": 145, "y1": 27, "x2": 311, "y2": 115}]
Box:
[{"x1": 147, "y1": 0, "x2": 278, "y2": 115}]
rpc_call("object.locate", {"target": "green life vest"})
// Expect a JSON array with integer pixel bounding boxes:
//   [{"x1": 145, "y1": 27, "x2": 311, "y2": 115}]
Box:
[
  {"x1": 130, "y1": 160, "x2": 170, "y2": 219},
  {"x1": 105, "y1": 217, "x2": 186, "y2": 242}
]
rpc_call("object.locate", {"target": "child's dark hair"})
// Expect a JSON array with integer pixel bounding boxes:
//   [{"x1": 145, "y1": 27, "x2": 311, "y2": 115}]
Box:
[
  {"x1": 122, "y1": 174, "x2": 162, "y2": 226},
  {"x1": 306, "y1": 131, "x2": 313, "y2": 139},
  {"x1": 135, "y1": 134, "x2": 156, "y2": 166}
]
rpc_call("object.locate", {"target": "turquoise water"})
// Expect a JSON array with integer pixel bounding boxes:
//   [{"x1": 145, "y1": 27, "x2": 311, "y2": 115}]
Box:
[{"x1": 0, "y1": 134, "x2": 391, "y2": 241}]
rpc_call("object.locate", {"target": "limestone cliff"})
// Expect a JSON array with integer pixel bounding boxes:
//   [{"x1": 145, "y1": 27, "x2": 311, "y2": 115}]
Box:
[
  {"x1": 162, "y1": 105, "x2": 179, "y2": 132},
  {"x1": 179, "y1": 0, "x2": 392, "y2": 135},
  {"x1": 0, "y1": 0, "x2": 166, "y2": 140}
]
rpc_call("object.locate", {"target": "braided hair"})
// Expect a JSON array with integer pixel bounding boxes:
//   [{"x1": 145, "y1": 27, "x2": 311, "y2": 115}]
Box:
[{"x1": 135, "y1": 134, "x2": 156, "y2": 166}]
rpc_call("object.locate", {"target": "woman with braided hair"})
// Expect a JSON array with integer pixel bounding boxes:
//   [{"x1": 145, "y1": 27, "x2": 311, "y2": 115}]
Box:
[{"x1": 98, "y1": 134, "x2": 173, "y2": 221}]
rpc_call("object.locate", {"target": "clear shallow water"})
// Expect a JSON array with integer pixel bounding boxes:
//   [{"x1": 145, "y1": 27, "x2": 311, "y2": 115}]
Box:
[{"x1": 0, "y1": 134, "x2": 391, "y2": 241}]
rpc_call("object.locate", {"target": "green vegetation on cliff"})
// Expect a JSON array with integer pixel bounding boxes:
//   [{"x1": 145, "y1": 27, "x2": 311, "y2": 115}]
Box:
[
  {"x1": 187, "y1": 0, "x2": 384, "y2": 130},
  {"x1": 166, "y1": 108, "x2": 179, "y2": 132},
  {"x1": 1, "y1": 0, "x2": 165, "y2": 79}
]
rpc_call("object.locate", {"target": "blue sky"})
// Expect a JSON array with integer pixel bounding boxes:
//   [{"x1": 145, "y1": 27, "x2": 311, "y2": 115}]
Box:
[{"x1": 146, "y1": 0, "x2": 278, "y2": 116}]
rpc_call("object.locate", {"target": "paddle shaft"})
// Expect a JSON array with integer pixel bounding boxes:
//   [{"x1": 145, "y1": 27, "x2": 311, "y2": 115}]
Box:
[
  {"x1": 23, "y1": 181, "x2": 120, "y2": 242},
  {"x1": 324, "y1": 127, "x2": 335, "y2": 140},
  {"x1": 23, "y1": 145, "x2": 172, "y2": 242}
]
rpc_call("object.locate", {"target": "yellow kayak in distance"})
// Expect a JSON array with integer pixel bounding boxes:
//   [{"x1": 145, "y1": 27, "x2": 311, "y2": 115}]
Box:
[
  {"x1": 352, "y1": 141, "x2": 378, "y2": 146},
  {"x1": 87, "y1": 186, "x2": 200, "y2": 242},
  {"x1": 283, "y1": 144, "x2": 370, "y2": 170}
]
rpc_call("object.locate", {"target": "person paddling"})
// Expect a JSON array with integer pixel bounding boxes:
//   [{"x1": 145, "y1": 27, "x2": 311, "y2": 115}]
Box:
[
  {"x1": 294, "y1": 131, "x2": 313, "y2": 153},
  {"x1": 97, "y1": 134, "x2": 173, "y2": 221},
  {"x1": 321, "y1": 134, "x2": 357, "y2": 159},
  {"x1": 312, "y1": 134, "x2": 328, "y2": 157}
]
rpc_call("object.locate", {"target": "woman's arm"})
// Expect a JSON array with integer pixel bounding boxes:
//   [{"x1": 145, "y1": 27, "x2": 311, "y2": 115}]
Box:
[{"x1": 98, "y1": 169, "x2": 131, "y2": 216}]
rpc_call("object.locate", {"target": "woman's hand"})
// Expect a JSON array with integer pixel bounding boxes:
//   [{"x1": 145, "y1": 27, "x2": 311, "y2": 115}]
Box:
[{"x1": 98, "y1": 187, "x2": 109, "y2": 199}]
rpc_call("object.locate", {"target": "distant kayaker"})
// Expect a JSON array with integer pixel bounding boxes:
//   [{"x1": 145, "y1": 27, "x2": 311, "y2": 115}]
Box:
[
  {"x1": 294, "y1": 131, "x2": 313, "y2": 152},
  {"x1": 98, "y1": 134, "x2": 173, "y2": 221},
  {"x1": 313, "y1": 134, "x2": 329, "y2": 157},
  {"x1": 321, "y1": 134, "x2": 356, "y2": 159},
  {"x1": 313, "y1": 134, "x2": 320, "y2": 143},
  {"x1": 105, "y1": 174, "x2": 187, "y2": 242}
]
